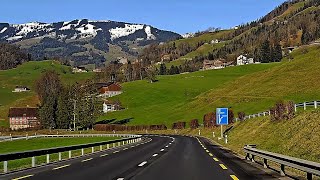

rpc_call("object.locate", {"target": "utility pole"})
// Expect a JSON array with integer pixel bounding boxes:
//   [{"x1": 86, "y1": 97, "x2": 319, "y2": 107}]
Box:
[{"x1": 73, "y1": 99, "x2": 76, "y2": 131}]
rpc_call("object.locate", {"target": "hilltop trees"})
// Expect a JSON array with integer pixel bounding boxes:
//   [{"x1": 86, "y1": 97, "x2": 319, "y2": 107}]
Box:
[
  {"x1": 254, "y1": 40, "x2": 283, "y2": 63},
  {"x1": 36, "y1": 70, "x2": 101, "y2": 130},
  {"x1": 0, "y1": 43, "x2": 30, "y2": 70}
]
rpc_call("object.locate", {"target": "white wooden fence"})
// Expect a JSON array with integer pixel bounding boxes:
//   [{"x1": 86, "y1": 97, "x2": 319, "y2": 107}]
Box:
[{"x1": 235, "y1": 101, "x2": 320, "y2": 121}]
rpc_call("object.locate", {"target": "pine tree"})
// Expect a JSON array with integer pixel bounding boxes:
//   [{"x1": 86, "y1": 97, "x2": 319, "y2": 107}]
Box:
[
  {"x1": 259, "y1": 40, "x2": 271, "y2": 63},
  {"x1": 159, "y1": 63, "x2": 167, "y2": 75},
  {"x1": 39, "y1": 95, "x2": 57, "y2": 129},
  {"x1": 56, "y1": 87, "x2": 72, "y2": 129},
  {"x1": 274, "y1": 43, "x2": 283, "y2": 62}
]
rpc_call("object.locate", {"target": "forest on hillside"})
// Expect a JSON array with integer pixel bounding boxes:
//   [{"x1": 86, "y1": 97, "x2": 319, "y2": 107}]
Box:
[
  {"x1": 0, "y1": 43, "x2": 30, "y2": 70},
  {"x1": 139, "y1": 0, "x2": 320, "y2": 71}
]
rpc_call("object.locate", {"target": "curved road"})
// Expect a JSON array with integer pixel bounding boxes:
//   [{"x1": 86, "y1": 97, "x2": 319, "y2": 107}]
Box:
[{"x1": 1, "y1": 135, "x2": 280, "y2": 180}]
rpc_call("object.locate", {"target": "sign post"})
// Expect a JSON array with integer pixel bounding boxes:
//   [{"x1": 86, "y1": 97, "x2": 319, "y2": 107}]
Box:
[{"x1": 216, "y1": 108, "x2": 229, "y2": 139}]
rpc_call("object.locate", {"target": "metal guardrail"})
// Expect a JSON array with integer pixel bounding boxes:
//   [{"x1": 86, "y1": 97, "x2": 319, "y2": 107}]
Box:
[
  {"x1": 235, "y1": 101, "x2": 320, "y2": 121},
  {"x1": 0, "y1": 133, "x2": 137, "y2": 142},
  {"x1": 244, "y1": 145, "x2": 320, "y2": 180},
  {"x1": 0, "y1": 134, "x2": 142, "y2": 173}
]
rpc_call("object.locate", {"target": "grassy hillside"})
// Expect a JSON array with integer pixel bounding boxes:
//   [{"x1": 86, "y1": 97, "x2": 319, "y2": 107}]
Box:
[
  {"x1": 166, "y1": 42, "x2": 226, "y2": 67},
  {"x1": 184, "y1": 45, "x2": 320, "y2": 116},
  {"x1": 99, "y1": 63, "x2": 278, "y2": 125},
  {"x1": 0, "y1": 61, "x2": 93, "y2": 123},
  {"x1": 102, "y1": 44, "x2": 320, "y2": 126}
]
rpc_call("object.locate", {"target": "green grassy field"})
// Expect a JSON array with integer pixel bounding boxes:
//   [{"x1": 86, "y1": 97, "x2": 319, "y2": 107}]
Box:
[
  {"x1": 100, "y1": 63, "x2": 279, "y2": 125},
  {"x1": 0, "y1": 136, "x2": 118, "y2": 154},
  {"x1": 166, "y1": 42, "x2": 226, "y2": 67},
  {"x1": 0, "y1": 136, "x2": 120, "y2": 171},
  {"x1": 0, "y1": 61, "x2": 93, "y2": 123},
  {"x1": 102, "y1": 45, "x2": 320, "y2": 127}
]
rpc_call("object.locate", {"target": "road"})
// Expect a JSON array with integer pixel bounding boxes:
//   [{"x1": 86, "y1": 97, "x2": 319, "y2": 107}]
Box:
[{"x1": 1, "y1": 135, "x2": 280, "y2": 180}]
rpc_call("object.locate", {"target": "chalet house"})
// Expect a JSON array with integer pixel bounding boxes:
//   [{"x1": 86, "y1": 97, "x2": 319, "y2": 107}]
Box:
[
  {"x1": 161, "y1": 55, "x2": 171, "y2": 62},
  {"x1": 211, "y1": 39, "x2": 220, "y2": 44},
  {"x1": 9, "y1": 107, "x2": 40, "y2": 130},
  {"x1": 203, "y1": 59, "x2": 225, "y2": 70},
  {"x1": 97, "y1": 82, "x2": 122, "y2": 98},
  {"x1": 117, "y1": 57, "x2": 129, "y2": 64},
  {"x1": 13, "y1": 86, "x2": 30, "y2": 92},
  {"x1": 103, "y1": 100, "x2": 122, "y2": 113},
  {"x1": 72, "y1": 66, "x2": 87, "y2": 73},
  {"x1": 237, "y1": 55, "x2": 254, "y2": 66}
]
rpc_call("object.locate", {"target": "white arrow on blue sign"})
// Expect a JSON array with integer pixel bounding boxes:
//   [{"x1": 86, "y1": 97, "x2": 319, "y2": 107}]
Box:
[{"x1": 216, "y1": 108, "x2": 229, "y2": 125}]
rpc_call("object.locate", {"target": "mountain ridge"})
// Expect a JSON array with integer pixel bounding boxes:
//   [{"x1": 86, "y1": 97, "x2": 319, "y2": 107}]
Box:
[{"x1": 0, "y1": 19, "x2": 181, "y2": 66}]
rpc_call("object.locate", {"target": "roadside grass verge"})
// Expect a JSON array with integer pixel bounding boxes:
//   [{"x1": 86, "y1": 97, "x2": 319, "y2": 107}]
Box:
[{"x1": 0, "y1": 136, "x2": 120, "y2": 172}]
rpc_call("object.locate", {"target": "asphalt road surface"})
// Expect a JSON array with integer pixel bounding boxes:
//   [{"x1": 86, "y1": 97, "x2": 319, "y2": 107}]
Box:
[{"x1": 1, "y1": 135, "x2": 281, "y2": 180}]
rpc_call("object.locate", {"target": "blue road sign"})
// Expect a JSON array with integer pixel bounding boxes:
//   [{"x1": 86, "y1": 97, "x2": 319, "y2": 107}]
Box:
[{"x1": 216, "y1": 108, "x2": 229, "y2": 125}]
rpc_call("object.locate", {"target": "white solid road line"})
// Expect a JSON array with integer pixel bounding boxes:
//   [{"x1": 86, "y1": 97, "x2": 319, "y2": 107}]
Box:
[
  {"x1": 152, "y1": 153, "x2": 158, "y2": 157},
  {"x1": 138, "y1": 161, "x2": 147, "y2": 167}
]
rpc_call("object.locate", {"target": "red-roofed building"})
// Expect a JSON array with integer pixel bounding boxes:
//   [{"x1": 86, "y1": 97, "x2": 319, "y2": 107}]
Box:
[
  {"x1": 8, "y1": 107, "x2": 40, "y2": 130},
  {"x1": 97, "y1": 82, "x2": 122, "y2": 98}
]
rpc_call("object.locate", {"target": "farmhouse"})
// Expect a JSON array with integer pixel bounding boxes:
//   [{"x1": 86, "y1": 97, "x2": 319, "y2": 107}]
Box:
[
  {"x1": 13, "y1": 86, "x2": 30, "y2": 92},
  {"x1": 103, "y1": 100, "x2": 122, "y2": 113},
  {"x1": 97, "y1": 82, "x2": 122, "y2": 98},
  {"x1": 9, "y1": 107, "x2": 40, "y2": 130},
  {"x1": 203, "y1": 59, "x2": 225, "y2": 70},
  {"x1": 72, "y1": 66, "x2": 87, "y2": 73},
  {"x1": 237, "y1": 55, "x2": 254, "y2": 66}
]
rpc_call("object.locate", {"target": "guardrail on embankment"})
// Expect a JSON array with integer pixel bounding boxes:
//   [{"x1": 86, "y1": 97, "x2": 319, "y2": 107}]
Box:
[
  {"x1": 235, "y1": 100, "x2": 320, "y2": 121},
  {"x1": 244, "y1": 145, "x2": 320, "y2": 180},
  {"x1": 0, "y1": 134, "x2": 142, "y2": 174},
  {"x1": 0, "y1": 133, "x2": 136, "y2": 142}
]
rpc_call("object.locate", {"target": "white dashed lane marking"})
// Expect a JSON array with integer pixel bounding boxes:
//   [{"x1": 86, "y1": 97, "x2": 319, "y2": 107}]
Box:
[{"x1": 138, "y1": 161, "x2": 147, "y2": 167}]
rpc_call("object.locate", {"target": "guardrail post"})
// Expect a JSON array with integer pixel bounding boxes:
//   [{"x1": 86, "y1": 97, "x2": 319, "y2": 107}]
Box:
[
  {"x1": 107, "y1": 144, "x2": 109, "y2": 149},
  {"x1": 263, "y1": 158, "x2": 268, "y2": 168},
  {"x1": 32, "y1": 156, "x2": 36, "y2": 167},
  {"x1": 46, "y1": 154, "x2": 50, "y2": 163},
  {"x1": 100, "y1": 145, "x2": 102, "y2": 151},
  {"x1": 58, "y1": 152, "x2": 62, "y2": 161},
  {"x1": 245, "y1": 153, "x2": 250, "y2": 160},
  {"x1": 307, "y1": 173, "x2": 312, "y2": 180},
  {"x1": 91, "y1": 147, "x2": 94, "y2": 153},
  {"x1": 69, "y1": 151, "x2": 72, "y2": 159},
  {"x1": 3, "y1": 161, "x2": 8, "y2": 173},
  {"x1": 294, "y1": 104, "x2": 297, "y2": 112},
  {"x1": 304, "y1": 102, "x2": 307, "y2": 110},
  {"x1": 251, "y1": 155, "x2": 255, "y2": 163},
  {"x1": 118, "y1": 142, "x2": 121, "y2": 146},
  {"x1": 280, "y1": 164, "x2": 285, "y2": 176},
  {"x1": 314, "y1": 101, "x2": 317, "y2": 109},
  {"x1": 81, "y1": 148, "x2": 84, "y2": 156}
]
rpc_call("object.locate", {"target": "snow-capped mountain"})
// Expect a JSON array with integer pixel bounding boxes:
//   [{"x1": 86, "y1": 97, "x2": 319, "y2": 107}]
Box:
[{"x1": 0, "y1": 19, "x2": 181, "y2": 66}]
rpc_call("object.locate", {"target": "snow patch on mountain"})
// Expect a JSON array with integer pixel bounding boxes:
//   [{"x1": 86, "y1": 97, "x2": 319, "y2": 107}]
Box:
[
  {"x1": 145, "y1": 26, "x2": 156, "y2": 40},
  {"x1": 7, "y1": 36, "x2": 23, "y2": 41},
  {"x1": 76, "y1": 24, "x2": 101, "y2": 37},
  {"x1": 0, "y1": 27, "x2": 7, "y2": 33},
  {"x1": 13, "y1": 22, "x2": 52, "y2": 36},
  {"x1": 109, "y1": 24, "x2": 144, "y2": 40}
]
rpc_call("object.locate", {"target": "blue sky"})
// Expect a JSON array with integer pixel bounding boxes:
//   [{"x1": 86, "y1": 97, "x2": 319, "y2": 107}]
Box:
[{"x1": 1, "y1": 0, "x2": 287, "y2": 34}]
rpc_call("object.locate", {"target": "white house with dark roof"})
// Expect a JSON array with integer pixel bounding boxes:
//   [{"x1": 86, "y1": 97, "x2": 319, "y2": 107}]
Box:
[{"x1": 237, "y1": 55, "x2": 254, "y2": 66}]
